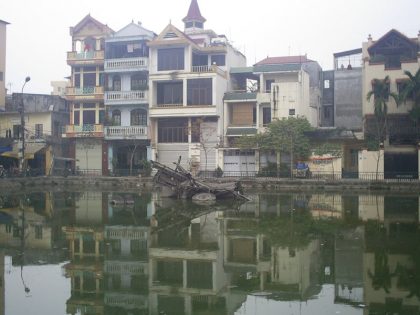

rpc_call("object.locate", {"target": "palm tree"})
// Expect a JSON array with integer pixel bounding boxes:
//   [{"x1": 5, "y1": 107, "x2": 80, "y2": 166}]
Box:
[
  {"x1": 366, "y1": 76, "x2": 400, "y2": 142},
  {"x1": 399, "y1": 68, "x2": 420, "y2": 120}
]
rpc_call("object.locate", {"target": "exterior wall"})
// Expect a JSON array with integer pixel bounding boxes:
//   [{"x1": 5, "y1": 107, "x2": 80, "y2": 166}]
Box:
[
  {"x1": 334, "y1": 68, "x2": 362, "y2": 130},
  {"x1": 358, "y1": 149, "x2": 384, "y2": 178},
  {"x1": 321, "y1": 70, "x2": 334, "y2": 127},
  {"x1": 75, "y1": 139, "x2": 103, "y2": 173},
  {"x1": 362, "y1": 41, "x2": 420, "y2": 116},
  {"x1": 51, "y1": 81, "x2": 69, "y2": 96},
  {"x1": 0, "y1": 21, "x2": 7, "y2": 109}
]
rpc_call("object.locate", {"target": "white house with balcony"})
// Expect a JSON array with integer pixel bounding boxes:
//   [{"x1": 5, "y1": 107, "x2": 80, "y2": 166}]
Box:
[
  {"x1": 104, "y1": 22, "x2": 156, "y2": 174},
  {"x1": 147, "y1": 0, "x2": 246, "y2": 173},
  {"x1": 222, "y1": 56, "x2": 322, "y2": 174}
]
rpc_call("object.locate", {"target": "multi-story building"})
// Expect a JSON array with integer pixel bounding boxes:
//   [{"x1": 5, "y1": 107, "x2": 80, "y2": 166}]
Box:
[
  {"x1": 0, "y1": 93, "x2": 68, "y2": 174},
  {"x1": 0, "y1": 20, "x2": 8, "y2": 109},
  {"x1": 147, "y1": 0, "x2": 246, "y2": 172},
  {"x1": 362, "y1": 29, "x2": 420, "y2": 178},
  {"x1": 223, "y1": 55, "x2": 322, "y2": 173},
  {"x1": 63, "y1": 15, "x2": 114, "y2": 175},
  {"x1": 104, "y1": 22, "x2": 155, "y2": 174},
  {"x1": 321, "y1": 48, "x2": 363, "y2": 130}
]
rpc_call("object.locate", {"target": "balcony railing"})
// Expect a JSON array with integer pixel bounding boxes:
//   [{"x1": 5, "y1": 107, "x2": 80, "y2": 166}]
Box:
[
  {"x1": 105, "y1": 57, "x2": 148, "y2": 72},
  {"x1": 192, "y1": 64, "x2": 227, "y2": 77},
  {"x1": 65, "y1": 86, "x2": 104, "y2": 101},
  {"x1": 67, "y1": 50, "x2": 104, "y2": 64},
  {"x1": 104, "y1": 90, "x2": 147, "y2": 105},
  {"x1": 105, "y1": 126, "x2": 148, "y2": 140},
  {"x1": 155, "y1": 103, "x2": 183, "y2": 108},
  {"x1": 62, "y1": 124, "x2": 104, "y2": 138}
]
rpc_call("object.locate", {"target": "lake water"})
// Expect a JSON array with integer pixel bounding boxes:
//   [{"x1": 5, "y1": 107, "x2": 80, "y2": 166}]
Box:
[{"x1": 0, "y1": 190, "x2": 419, "y2": 315}]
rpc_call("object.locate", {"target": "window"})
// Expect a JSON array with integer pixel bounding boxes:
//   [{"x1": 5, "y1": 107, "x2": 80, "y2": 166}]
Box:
[
  {"x1": 35, "y1": 225, "x2": 43, "y2": 239},
  {"x1": 263, "y1": 107, "x2": 271, "y2": 125},
  {"x1": 192, "y1": 54, "x2": 208, "y2": 67},
  {"x1": 13, "y1": 125, "x2": 21, "y2": 139},
  {"x1": 211, "y1": 55, "x2": 226, "y2": 66},
  {"x1": 158, "y1": 119, "x2": 188, "y2": 143},
  {"x1": 324, "y1": 80, "x2": 330, "y2": 89},
  {"x1": 112, "y1": 75, "x2": 121, "y2": 91},
  {"x1": 324, "y1": 106, "x2": 331, "y2": 119},
  {"x1": 5, "y1": 225, "x2": 12, "y2": 233},
  {"x1": 265, "y1": 80, "x2": 274, "y2": 93},
  {"x1": 83, "y1": 73, "x2": 96, "y2": 87},
  {"x1": 397, "y1": 80, "x2": 414, "y2": 100},
  {"x1": 131, "y1": 74, "x2": 147, "y2": 91},
  {"x1": 350, "y1": 149, "x2": 358, "y2": 167},
  {"x1": 289, "y1": 109, "x2": 295, "y2": 116},
  {"x1": 157, "y1": 82, "x2": 183, "y2": 105},
  {"x1": 99, "y1": 110, "x2": 105, "y2": 124},
  {"x1": 35, "y1": 124, "x2": 43, "y2": 138},
  {"x1": 83, "y1": 110, "x2": 95, "y2": 124},
  {"x1": 131, "y1": 109, "x2": 147, "y2": 126},
  {"x1": 73, "y1": 111, "x2": 80, "y2": 125},
  {"x1": 158, "y1": 48, "x2": 184, "y2": 71},
  {"x1": 187, "y1": 78, "x2": 212, "y2": 105},
  {"x1": 112, "y1": 110, "x2": 121, "y2": 126}
]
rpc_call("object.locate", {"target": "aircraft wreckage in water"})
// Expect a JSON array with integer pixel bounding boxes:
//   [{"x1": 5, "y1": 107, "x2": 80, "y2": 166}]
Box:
[{"x1": 151, "y1": 159, "x2": 250, "y2": 202}]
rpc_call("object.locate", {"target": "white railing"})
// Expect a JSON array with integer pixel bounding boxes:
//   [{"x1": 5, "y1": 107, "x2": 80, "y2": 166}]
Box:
[
  {"x1": 192, "y1": 65, "x2": 214, "y2": 73},
  {"x1": 105, "y1": 293, "x2": 147, "y2": 309},
  {"x1": 105, "y1": 261, "x2": 148, "y2": 275},
  {"x1": 104, "y1": 126, "x2": 148, "y2": 139},
  {"x1": 104, "y1": 91, "x2": 147, "y2": 104},
  {"x1": 105, "y1": 57, "x2": 148, "y2": 71}
]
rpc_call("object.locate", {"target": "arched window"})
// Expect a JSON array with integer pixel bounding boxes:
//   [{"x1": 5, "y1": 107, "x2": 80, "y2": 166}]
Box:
[
  {"x1": 112, "y1": 110, "x2": 121, "y2": 126},
  {"x1": 112, "y1": 75, "x2": 121, "y2": 91},
  {"x1": 131, "y1": 74, "x2": 147, "y2": 91},
  {"x1": 131, "y1": 109, "x2": 147, "y2": 126}
]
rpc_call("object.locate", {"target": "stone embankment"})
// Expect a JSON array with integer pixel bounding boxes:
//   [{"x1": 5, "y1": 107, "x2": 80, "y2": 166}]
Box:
[{"x1": 1, "y1": 176, "x2": 420, "y2": 193}]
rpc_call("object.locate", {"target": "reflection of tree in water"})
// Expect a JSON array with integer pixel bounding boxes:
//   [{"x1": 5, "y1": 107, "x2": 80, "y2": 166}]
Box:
[
  {"x1": 366, "y1": 221, "x2": 396, "y2": 293},
  {"x1": 395, "y1": 231, "x2": 420, "y2": 300}
]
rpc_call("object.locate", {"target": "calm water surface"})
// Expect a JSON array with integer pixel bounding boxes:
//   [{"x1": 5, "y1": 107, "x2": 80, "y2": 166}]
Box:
[{"x1": 0, "y1": 190, "x2": 419, "y2": 315}]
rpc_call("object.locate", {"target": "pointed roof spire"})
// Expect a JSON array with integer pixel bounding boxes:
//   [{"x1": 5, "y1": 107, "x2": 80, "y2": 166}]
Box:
[{"x1": 183, "y1": 0, "x2": 206, "y2": 23}]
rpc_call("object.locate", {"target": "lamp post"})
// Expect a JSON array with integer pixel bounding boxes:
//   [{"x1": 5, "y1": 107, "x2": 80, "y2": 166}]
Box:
[{"x1": 19, "y1": 76, "x2": 31, "y2": 175}]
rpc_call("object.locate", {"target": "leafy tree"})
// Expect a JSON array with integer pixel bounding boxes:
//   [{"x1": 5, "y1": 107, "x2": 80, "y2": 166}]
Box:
[
  {"x1": 262, "y1": 117, "x2": 312, "y2": 177},
  {"x1": 366, "y1": 76, "x2": 398, "y2": 180},
  {"x1": 399, "y1": 68, "x2": 420, "y2": 121},
  {"x1": 366, "y1": 76, "x2": 399, "y2": 142}
]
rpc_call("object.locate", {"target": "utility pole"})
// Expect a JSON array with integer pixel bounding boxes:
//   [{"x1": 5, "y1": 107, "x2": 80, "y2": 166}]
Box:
[{"x1": 19, "y1": 77, "x2": 30, "y2": 175}]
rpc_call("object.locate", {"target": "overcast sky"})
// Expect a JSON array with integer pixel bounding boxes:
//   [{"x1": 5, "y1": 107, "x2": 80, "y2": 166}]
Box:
[{"x1": 1, "y1": 0, "x2": 419, "y2": 94}]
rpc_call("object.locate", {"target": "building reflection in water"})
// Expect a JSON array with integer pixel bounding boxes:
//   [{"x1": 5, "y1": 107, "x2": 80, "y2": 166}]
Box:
[{"x1": 0, "y1": 191, "x2": 420, "y2": 314}]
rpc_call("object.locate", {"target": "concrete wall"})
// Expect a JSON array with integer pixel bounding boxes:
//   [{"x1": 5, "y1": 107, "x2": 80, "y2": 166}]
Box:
[{"x1": 334, "y1": 68, "x2": 362, "y2": 130}]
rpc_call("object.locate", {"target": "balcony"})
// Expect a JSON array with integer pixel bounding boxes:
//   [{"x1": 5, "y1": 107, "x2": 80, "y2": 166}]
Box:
[
  {"x1": 191, "y1": 65, "x2": 227, "y2": 77},
  {"x1": 67, "y1": 50, "x2": 104, "y2": 66},
  {"x1": 105, "y1": 126, "x2": 148, "y2": 140},
  {"x1": 66, "y1": 86, "x2": 104, "y2": 101},
  {"x1": 62, "y1": 124, "x2": 104, "y2": 138},
  {"x1": 149, "y1": 104, "x2": 217, "y2": 118},
  {"x1": 104, "y1": 90, "x2": 148, "y2": 105},
  {"x1": 105, "y1": 57, "x2": 148, "y2": 72}
]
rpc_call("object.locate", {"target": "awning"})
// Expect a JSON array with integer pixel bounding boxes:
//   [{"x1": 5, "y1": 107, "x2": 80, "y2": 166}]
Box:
[{"x1": 1, "y1": 143, "x2": 46, "y2": 159}]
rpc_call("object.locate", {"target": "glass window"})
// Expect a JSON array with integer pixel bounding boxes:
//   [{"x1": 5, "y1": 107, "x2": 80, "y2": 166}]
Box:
[
  {"x1": 263, "y1": 107, "x2": 271, "y2": 125},
  {"x1": 131, "y1": 74, "x2": 147, "y2": 91},
  {"x1": 289, "y1": 109, "x2": 295, "y2": 116},
  {"x1": 112, "y1": 75, "x2": 121, "y2": 91},
  {"x1": 157, "y1": 82, "x2": 183, "y2": 105},
  {"x1": 158, "y1": 48, "x2": 184, "y2": 71},
  {"x1": 187, "y1": 78, "x2": 212, "y2": 105},
  {"x1": 158, "y1": 119, "x2": 188, "y2": 143},
  {"x1": 265, "y1": 80, "x2": 274, "y2": 93},
  {"x1": 131, "y1": 109, "x2": 147, "y2": 126},
  {"x1": 112, "y1": 110, "x2": 121, "y2": 126},
  {"x1": 211, "y1": 55, "x2": 225, "y2": 66},
  {"x1": 73, "y1": 111, "x2": 80, "y2": 125}
]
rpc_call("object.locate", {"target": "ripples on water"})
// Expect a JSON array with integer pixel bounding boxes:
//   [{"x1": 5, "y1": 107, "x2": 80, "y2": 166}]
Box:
[{"x1": 0, "y1": 190, "x2": 419, "y2": 315}]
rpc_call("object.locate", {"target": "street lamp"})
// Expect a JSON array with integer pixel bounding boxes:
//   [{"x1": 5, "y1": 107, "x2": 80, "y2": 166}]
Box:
[{"x1": 19, "y1": 76, "x2": 31, "y2": 175}]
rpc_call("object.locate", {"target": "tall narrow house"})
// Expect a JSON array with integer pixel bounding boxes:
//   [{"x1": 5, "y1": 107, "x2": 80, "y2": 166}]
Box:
[
  {"x1": 104, "y1": 22, "x2": 155, "y2": 175},
  {"x1": 148, "y1": 0, "x2": 246, "y2": 173},
  {"x1": 63, "y1": 15, "x2": 114, "y2": 175}
]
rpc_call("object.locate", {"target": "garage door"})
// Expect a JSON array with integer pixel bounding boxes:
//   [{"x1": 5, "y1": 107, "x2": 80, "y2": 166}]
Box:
[
  {"x1": 157, "y1": 144, "x2": 189, "y2": 170},
  {"x1": 223, "y1": 150, "x2": 256, "y2": 175},
  {"x1": 75, "y1": 140, "x2": 102, "y2": 174}
]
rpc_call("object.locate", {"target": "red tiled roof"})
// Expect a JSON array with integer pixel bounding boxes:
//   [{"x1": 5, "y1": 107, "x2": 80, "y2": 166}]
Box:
[
  {"x1": 183, "y1": 0, "x2": 206, "y2": 23},
  {"x1": 255, "y1": 55, "x2": 313, "y2": 65}
]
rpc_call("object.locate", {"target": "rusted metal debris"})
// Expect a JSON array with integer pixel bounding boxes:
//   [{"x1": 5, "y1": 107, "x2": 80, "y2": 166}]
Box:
[{"x1": 150, "y1": 158, "x2": 250, "y2": 201}]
